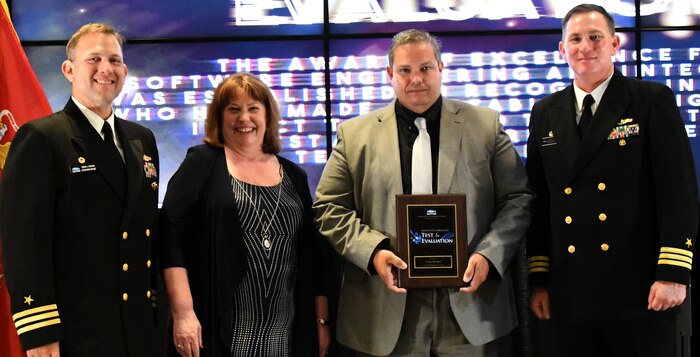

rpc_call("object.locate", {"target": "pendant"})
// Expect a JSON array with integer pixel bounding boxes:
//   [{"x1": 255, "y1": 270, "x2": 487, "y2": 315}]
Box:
[{"x1": 262, "y1": 233, "x2": 272, "y2": 250}]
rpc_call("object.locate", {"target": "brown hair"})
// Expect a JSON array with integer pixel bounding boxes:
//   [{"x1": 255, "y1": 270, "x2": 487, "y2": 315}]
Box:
[
  {"x1": 66, "y1": 23, "x2": 124, "y2": 60},
  {"x1": 203, "y1": 73, "x2": 282, "y2": 154},
  {"x1": 387, "y1": 29, "x2": 442, "y2": 70},
  {"x1": 562, "y1": 4, "x2": 616, "y2": 40}
]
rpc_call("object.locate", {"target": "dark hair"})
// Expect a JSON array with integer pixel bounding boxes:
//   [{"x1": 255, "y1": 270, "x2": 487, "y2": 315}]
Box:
[
  {"x1": 66, "y1": 23, "x2": 124, "y2": 60},
  {"x1": 387, "y1": 29, "x2": 442, "y2": 70},
  {"x1": 562, "y1": 4, "x2": 615, "y2": 39},
  {"x1": 203, "y1": 73, "x2": 281, "y2": 154}
]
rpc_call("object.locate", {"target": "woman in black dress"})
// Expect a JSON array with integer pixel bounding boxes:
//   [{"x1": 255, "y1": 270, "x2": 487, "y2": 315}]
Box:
[{"x1": 159, "y1": 73, "x2": 330, "y2": 357}]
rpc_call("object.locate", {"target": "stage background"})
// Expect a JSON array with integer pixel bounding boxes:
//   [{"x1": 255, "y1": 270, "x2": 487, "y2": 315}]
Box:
[{"x1": 6, "y1": 1, "x2": 700, "y2": 356}]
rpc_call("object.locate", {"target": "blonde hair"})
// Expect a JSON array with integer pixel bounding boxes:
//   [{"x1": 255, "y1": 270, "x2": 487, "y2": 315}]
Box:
[{"x1": 66, "y1": 23, "x2": 124, "y2": 60}]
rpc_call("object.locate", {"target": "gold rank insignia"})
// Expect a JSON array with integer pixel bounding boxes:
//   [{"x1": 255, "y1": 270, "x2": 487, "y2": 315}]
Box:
[
  {"x1": 686, "y1": 238, "x2": 693, "y2": 248},
  {"x1": 24, "y1": 295, "x2": 34, "y2": 305},
  {"x1": 658, "y1": 247, "x2": 693, "y2": 270},
  {"x1": 617, "y1": 118, "x2": 633, "y2": 125},
  {"x1": 527, "y1": 256, "x2": 550, "y2": 274},
  {"x1": 143, "y1": 154, "x2": 152, "y2": 162}
]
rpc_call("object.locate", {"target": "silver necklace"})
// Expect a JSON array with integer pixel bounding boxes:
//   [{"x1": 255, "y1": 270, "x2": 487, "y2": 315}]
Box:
[{"x1": 231, "y1": 165, "x2": 284, "y2": 251}]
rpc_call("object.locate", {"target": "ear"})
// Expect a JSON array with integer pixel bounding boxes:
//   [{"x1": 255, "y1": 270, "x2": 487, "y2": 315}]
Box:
[
  {"x1": 558, "y1": 41, "x2": 566, "y2": 59},
  {"x1": 438, "y1": 61, "x2": 444, "y2": 73},
  {"x1": 61, "y1": 60, "x2": 75, "y2": 83},
  {"x1": 611, "y1": 34, "x2": 621, "y2": 54},
  {"x1": 386, "y1": 65, "x2": 393, "y2": 80}
]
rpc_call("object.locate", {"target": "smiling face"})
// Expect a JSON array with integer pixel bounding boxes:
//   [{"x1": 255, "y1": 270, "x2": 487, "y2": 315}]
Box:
[
  {"x1": 560, "y1": 11, "x2": 620, "y2": 92},
  {"x1": 387, "y1": 41, "x2": 444, "y2": 114},
  {"x1": 61, "y1": 32, "x2": 127, "y2": 118},
  {"x1": 221, "y1": 88, "x2": 268, "y2": 152}
]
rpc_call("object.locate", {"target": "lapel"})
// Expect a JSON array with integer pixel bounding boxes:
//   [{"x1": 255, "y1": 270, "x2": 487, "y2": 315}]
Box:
[
  {"x1": 548, "y1": 86, "x2": 580, "y2": 170},
  {"x1": 65, "y1": 99, "x2": 126, "y2": 201},
  {"x1": 115, "y1": 119, "x2": 145, "y2": 225},
  {"x1": 570, "y1": 70, "x2": 630, "y2": 180},
  {"x1": 437, "y1": 98, "x2": 462, "y2": 193},
  {"x1": 372, "y1": 102, "x2": 403, "y2": 195}
]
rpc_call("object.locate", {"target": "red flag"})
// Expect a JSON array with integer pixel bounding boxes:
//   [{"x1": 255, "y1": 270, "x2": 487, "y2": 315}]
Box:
[{"x1": 1, "y1": 0, "x2": 53, "y2": 355}]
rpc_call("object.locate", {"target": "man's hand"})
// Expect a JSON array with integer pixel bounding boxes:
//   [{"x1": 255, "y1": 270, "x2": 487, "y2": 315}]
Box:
[
  {"x1": 26, "y1": 342, "x2": 60, "y2": 357},
  {"x1": 648, "y1": 280, "x2": 686, "y2": 311},
  {"x1": 460, "y1": 253, "x2": 489, "y2": 293},
  {"x1": 372, "y1": 249, "x2": 407, "y2": 293},
  {"x1": 530, "y1": 287, "x2": 551, "y2": 320}
]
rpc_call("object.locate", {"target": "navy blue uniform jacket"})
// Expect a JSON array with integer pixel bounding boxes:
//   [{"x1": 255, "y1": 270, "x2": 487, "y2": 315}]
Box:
[
  {"x1": 0, "y1": 98, "x2": 160, "y2": 355},
  {"x1": 526, "y1": 70, "x2": 698, "y2": 321}
]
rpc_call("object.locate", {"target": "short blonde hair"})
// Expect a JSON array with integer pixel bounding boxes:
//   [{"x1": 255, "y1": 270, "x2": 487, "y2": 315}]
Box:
[
  {"x1": 66, "y1": 23, "x2": 124, "y2": 60},
  {"x1": 203, "y1": 73, "x2": 282, "y2": 154}
]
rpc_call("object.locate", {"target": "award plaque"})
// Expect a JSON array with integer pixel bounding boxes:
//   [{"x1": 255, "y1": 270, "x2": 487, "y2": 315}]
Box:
[{"x1": 396, "y1": 194, "x2": 467, "y2": 288}]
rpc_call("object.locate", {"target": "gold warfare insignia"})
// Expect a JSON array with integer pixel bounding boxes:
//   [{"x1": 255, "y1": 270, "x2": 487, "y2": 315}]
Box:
[
  {"x1": 617, "y1": 118, "x2": 633, "y2": 125},
  {"x1": 143, "y1": 154, "x2": 152, "y2": 162}
]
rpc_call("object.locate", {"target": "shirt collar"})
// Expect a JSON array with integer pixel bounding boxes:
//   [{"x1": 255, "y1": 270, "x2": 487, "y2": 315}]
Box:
[
  {"x1": 573, "y1": 72, "x2": 613, "y2": 115},
  {"x1": 395, "y1": 96, "x2": 442, "y2": 125},
  {"x1": 72, "y1": 96, "x2": 116, "y2": 138}
]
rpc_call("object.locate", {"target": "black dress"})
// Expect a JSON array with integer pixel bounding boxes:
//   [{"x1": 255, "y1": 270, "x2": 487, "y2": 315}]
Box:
[{"x1": 159, "y1": 144, "x2": 328, "y2": 357}]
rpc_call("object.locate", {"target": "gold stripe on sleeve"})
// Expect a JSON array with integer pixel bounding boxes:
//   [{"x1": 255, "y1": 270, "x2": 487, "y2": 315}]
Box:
[
  {"x1": 14, "y1": 311, "x2": 60, "y2": 328},
  {"x1": 12, "y1": 304, "x2": 58, "y2": 321},
  {"x1": 15, "y1": 318, "x2": 61, "y2": 336}
]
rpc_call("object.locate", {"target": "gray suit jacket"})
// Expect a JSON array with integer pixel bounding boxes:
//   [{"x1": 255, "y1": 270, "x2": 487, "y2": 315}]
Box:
[{"x1": 313, "y1": 98, "x2": 534, "y2": 355}]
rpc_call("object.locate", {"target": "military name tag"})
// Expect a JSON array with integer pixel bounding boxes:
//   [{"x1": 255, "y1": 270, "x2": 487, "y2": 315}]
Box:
[
  {"x1": 70, "y1": 164, "x2": 97, "y2": 174},
  {"x1": 396, "y1": 194, "x2": 468, "y2": 288}
]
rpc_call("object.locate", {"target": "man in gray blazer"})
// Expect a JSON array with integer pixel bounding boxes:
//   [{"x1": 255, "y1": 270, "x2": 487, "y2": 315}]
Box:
[{"x1": 313, "y1": 29, "x2": 534, "y2": 356}]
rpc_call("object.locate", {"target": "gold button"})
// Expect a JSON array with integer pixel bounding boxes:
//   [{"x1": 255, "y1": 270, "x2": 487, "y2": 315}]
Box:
[
  {"x1": 146, "y1": 229, "x2": 151, "y2": 237},
  {"x1": 146, "y1": 260, "x2": 152, "y2": 268},
  {"x1": 598, "y1": 213, "x2": 607, "y2": 222},
  {"x1": 598, "y1": 182, "x2": 606, "y2": 191},
  {"x1": 78, "y1": 157, "x2": 86, "y2": 164},
  {"x1": 601, "y1": 243, "x2": 610, "y2": 251},
  {"x1": 564, "y1": 187, "x2": 572, "y2": 195},
  {"x1": 122, "y1": 231, "x2": 128, "y2": 240},
  {"x1": 146, "y1": 290, "x2": 152, "y2": 299},
  {"x1": 122, "y1": 263, "x2": 129, "y2": 272},
  {"x1": 619, "y1": 139, "x2": 626, "y2": 146},
  {"x1": 568, "y1": 245, "x2": 576, "y2": 253},
  {"x1": 565, "y1": 216, "x2": 573, "y2": 224},
  {"x1": 122, "y1": 293, "x2": 129, "y2": 301},
  {"x1": 151, "y1": 182, "x2": 158, "y2": 190}
]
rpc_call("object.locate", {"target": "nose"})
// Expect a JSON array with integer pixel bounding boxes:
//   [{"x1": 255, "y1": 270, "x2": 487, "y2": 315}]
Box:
[
  {"x1": 236, "y1": 110, "x2": 250, "y2": 122},
  {"x1": 97, "y1": 58, "x2": 113, "y2": 73},
  {"x1": 410, "y1": 74, "x2": 423, "y2": 85},
  {"x1": 579, "y1": 38, "x2": 594, "y2": 53}
]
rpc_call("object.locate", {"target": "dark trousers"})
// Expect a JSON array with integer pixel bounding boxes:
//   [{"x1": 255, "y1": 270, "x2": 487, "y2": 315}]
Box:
[{"x1": 553, "y1": 314, "x2": 677, "y2": 357}]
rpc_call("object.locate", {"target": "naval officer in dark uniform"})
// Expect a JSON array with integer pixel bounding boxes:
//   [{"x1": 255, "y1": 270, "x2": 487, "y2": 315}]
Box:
[
  {"x1": 526, "y1": 4, "x2": 698, "y2": 357},
  {"x1": 0, "y1": 23, "x2": 160, "y2": 357}
]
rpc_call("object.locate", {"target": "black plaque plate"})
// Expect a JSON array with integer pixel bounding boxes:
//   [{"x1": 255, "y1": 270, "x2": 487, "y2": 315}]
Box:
[{"x1": 396, "y1": 194, "x2": 467, "y2": 288}]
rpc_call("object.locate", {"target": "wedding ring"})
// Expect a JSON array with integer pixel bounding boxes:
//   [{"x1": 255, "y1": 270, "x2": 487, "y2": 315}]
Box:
[{"x1": 177, "y1": 344, "x2": 183, "y2": 348}]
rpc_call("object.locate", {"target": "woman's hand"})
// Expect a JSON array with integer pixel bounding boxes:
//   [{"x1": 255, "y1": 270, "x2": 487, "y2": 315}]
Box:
[{"x1": 172, "y1": 309, "x2": 203, "y2": 357}]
